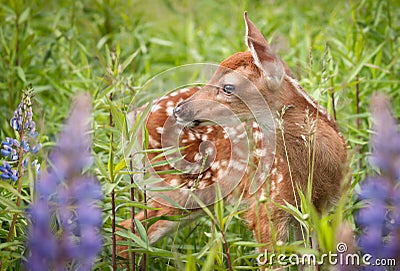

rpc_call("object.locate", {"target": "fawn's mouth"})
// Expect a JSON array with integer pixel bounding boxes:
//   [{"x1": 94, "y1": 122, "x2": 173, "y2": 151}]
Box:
[
  {"x1": 189, "y1": 119, "x2": 201, "y2": 127},
  {"x1": 173, "y1": 103, "x2": 218, "y2": 128},
  {"x1": 173, "y1": 104, "x2": 203, "y2": 127},
  {"x1": 175, "y1": 116, "x2": 219, "y2": 128},
  {"x1": 175, "y1": 118, "x2": 203, "y2": 128}
]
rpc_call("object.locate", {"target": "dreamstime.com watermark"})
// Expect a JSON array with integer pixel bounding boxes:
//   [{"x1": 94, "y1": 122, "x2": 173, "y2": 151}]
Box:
[{"x1": 256, "y1": 243, "x2": 397, "y2": 267}]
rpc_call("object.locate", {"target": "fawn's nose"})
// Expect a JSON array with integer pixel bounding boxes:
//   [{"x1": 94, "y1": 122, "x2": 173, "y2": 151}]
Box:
[
  {"x1": 173, "y1": 102, "x2": 195, "y2": 124},
  {"x1": 172, "y1": 105, "x2": 181, "y2": 118}
]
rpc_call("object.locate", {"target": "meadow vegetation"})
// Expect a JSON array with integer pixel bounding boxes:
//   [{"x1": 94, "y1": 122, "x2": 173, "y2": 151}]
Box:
[{"x1": 0, "y1": 0, "x2": 399, "y2": 270}]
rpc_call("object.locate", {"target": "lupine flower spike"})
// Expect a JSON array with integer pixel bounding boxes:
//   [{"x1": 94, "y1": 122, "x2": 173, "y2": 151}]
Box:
[
  {"x1": 27, "y1": 93, "x2": 103, "y2": 271},
  {"x1": 356, "y1": 93, "x2": 400, "y2": 269},
  {"x1": 0, "y1": 85, "x2": 41, "y2": 182}
]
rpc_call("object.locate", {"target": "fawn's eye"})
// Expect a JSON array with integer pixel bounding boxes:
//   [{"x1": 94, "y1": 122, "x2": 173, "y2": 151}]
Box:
[{"x1": 222, "y1": 84, "x2": 235, "y2": 95}]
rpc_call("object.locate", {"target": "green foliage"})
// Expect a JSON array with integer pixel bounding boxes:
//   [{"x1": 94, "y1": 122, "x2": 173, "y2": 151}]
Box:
[{"x1": 0, "y1": 0, "x2": 399, "y2": 270}]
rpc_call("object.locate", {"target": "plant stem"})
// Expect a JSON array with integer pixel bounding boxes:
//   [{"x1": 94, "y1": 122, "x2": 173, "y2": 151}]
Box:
[
  {"x1": 6, "y1": 114, "x2": 26, "y2": 244},
  {"x1": 111, "y1": 188, "x2": 117, "y2": 271},
  {"x1": 355, "y1": 76, "x2": 362, "y2": 170},
  {"x1": 220, "y1": 230, "x2": 233, "y2": 271},
  {"x1": 6, "y1": 171, "x2": 23, "y2": 243},
  {"x1": 129, "y1": 156, "x2": 136, "y2": 271},
  {"x1": 109, "y1": 92, "x2": 117, "y2": 271},
  {"x1": 142, "y1": 182, "x2": 147, "y2": 270},
  {"x1": 330, "y1": 88, "x2": 337, "y2": 121}
]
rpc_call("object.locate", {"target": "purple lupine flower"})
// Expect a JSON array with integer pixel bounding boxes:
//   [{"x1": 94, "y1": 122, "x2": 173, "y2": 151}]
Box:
[
  {"x1": 1, "y1": 86, "x2": 41, "y2": 182},
  {"x1": 0, "y1": 160, "x2": 18, "y2": 181},
  {"x1": 10, "y1": 87, "x2": 37, "y2": 137},
  {"x1": 1, "y1": 137, "x2": 20, "y2": 162},
  {"x1": 356, "y1": 93, "x2": 400, "y2": 269},
  {"x1": 369, "y1": 94, "x2": 400, "y2": 181},
  {"x1": 27, "y1": 93, "x2": 103, "y2": 271}
]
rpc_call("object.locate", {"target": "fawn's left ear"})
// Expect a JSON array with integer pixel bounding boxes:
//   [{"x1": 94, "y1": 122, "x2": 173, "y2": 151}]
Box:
[{"x1": 244, "y1": 12, "x2": 284, "y2": 89}]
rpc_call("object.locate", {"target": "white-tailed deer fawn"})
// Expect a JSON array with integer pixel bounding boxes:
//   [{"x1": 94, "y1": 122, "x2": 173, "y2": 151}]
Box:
[{"x1": 119, "y1": 12, "x2": 347, "y2": 264}]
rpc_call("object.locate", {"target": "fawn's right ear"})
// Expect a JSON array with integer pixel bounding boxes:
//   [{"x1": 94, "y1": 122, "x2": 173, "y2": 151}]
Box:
[{"x1": 244, "y1": 12, "x2": 284, "y2": 89}]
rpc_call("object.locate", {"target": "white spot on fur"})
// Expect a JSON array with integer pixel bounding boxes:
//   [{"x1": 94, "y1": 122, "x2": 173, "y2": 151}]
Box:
[
  {"x1": 253, "y1": 130, "x2": 264, "y2": 142},
  {"x1": 188, "y1": 133, "x2": 196, "y2": 141},
  {"x1": 205, "y1": 147, "x2": 214, "y2": 155},
  {"x1": 237, "y1": 132, "x2": 246, "y2": 139},
  {"x1": 259, "y1": 172, "x2": 266, "y2": 181},
  {"x1": 179, "y1": 88, "x2": 191, "y2": 93},
  {"x1": 170, "y1": 178, "x2": 179, "y2": 186},
  {"x1": 151, "y1": 104, "x2": 162, "y2": 112},
  {"x1": 187, "y1": 180, "x2": 194, "y2": 188},
  {"x1": 234, "y1": 146, "x2": 246, "y2": 157},
  {"x1": 254, "y1": 148, "x2": 267, "y2": 157},
  {"x1": 211, "y1": 161, "x2": 220, "y2": 171},
  {"x1": 156, "y1": 127, "x2": 164, "y2": 134},
  {"x1": 236, "y1": 123, "x2": 245, "y2": 131},
  {"x1": 194, "y1": 153, "x2": 202, "y2": 161},
  {"x1": 271, "y1": 179, "x2": 277, "y2": 192},
  {"x1": 270, "y1": 167, "x2": 277, "y2": 176},
  {"x1": 166, "y1": 106, "x2": 174, "y2": 116},
  {"x1": 225, "y1": 127, "x2": 237, "y2": 137},
  {"x1": 217, "y1": 169, "x2": 226, "y2": 178},
  {"x1": 231, "y1": 160, "x2": 246, "y2": 172},
  {"x1": 276, "y1": 174, "x2": 283, "y2": 184},
  {"x1": 220, "y1": 160, "x2": 228, "y2": 167},
  {"x1": 148, "y1": 135, "x2": 160, "y2": 147}
]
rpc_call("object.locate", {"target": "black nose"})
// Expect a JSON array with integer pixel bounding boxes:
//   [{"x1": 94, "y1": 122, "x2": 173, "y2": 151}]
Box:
[
  {"x1": 173, "y1": 105, "x2": 182, "y2": 120},
  {"x1": 173, "y1": 102, "x2": 196, "y2": 125}
]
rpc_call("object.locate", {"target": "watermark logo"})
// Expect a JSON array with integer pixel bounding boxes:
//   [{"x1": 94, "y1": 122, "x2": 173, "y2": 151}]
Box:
[{"x1": 256, "y1": 242, "x2": 397, "y2": 267}]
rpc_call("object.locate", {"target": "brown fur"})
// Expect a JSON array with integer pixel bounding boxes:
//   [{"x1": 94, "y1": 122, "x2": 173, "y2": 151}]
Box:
[{"x1": 220, "y1": 51, "x2": 262, "y2": 75}]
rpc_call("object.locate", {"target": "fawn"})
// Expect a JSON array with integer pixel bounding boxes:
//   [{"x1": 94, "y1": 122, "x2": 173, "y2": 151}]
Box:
[{"x1": 119, "y1": 12, "x2": 347, "y2": 263}]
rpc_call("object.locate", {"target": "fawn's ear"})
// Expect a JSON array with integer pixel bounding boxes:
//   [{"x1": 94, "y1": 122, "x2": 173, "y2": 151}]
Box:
[{"x1": 244, "y1": 12, "x2": 284, "y2": 89}]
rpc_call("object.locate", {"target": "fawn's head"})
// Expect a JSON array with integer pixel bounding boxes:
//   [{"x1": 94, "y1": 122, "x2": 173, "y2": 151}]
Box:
[{"x1": 173, "y1": 12, "x2": 293, "y2": 127}]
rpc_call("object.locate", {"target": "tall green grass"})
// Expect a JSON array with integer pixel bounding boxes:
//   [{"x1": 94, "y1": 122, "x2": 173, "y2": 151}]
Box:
[{"x1": 0, "y1": 0, "x2": 399, "y2": 270}]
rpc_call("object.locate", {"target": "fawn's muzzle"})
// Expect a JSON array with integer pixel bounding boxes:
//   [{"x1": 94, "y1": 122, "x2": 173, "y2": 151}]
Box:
[{"x1": 173, "y1": 102, "x2": 197, "y2": 126}]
